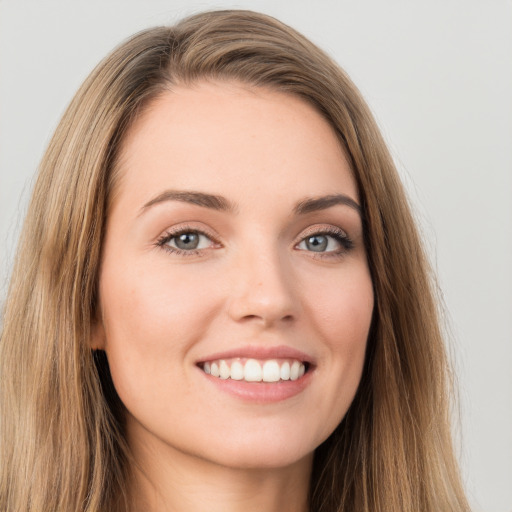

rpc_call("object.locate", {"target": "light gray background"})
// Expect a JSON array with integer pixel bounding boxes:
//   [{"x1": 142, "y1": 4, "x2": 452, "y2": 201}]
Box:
[{"x1": 1, "y1": 1, "x2": 511, "y2": 510}]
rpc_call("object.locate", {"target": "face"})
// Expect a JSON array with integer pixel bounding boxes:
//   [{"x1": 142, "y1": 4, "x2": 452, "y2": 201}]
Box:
[{"x1": 94, "y1": 82, "x2": 374, "y2": 472}]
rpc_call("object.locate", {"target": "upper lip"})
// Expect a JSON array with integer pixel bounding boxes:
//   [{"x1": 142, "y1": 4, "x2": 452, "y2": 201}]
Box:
[{"x1": 197, "y1": 345, "x2": 315, "y2": 365}]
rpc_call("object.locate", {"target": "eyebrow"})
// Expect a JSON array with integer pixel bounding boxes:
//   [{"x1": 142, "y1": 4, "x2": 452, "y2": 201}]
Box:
[
  {"x1": 140, "y1": 190, "x2": 362, "y2": 217},
  {"x1": 140, "y1": 190, "x2": 237, "y2": 214},
  {"x1": 293, "y1": 194, "x2": 362, "y2": 217}
]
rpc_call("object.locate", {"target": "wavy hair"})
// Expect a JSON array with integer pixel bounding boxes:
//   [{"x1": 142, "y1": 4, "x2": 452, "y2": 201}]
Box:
[{"x1": 0, "y1": 9, "x2": 470, "y2": 512}]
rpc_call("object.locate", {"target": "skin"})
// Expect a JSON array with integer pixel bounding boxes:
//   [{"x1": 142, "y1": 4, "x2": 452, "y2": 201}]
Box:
[{"x1": 93, "y1": 81, "x2": 374, "y2": 512}]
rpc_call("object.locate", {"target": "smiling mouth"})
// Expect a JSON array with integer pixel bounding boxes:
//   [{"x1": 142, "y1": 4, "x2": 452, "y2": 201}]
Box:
[{"x1": 198, "y1": 358, "x2": 309, "y2": 383}]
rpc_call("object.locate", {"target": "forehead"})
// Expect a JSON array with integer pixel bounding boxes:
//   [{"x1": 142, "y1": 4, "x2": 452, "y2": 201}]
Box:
[{"x1": 114, "y1": 81, "x2": 358, "y2": 212}]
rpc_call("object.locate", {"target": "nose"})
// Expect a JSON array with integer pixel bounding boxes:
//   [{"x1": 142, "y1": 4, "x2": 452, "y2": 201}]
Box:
[{"x1": 226, "y1": 247, "x2": 299, "y2": 328}]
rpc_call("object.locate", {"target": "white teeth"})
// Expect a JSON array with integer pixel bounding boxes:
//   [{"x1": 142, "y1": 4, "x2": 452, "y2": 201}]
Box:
[
  {"x1": 210, "y1": 362, "x2": 220, "y2": 378},
  {"x1": 280, "y1": 361, "x2": 290, "y2": 380},
  {"x1": 290, "y1": 361, "x2": 300, "y2": 381},
  {"x1": 219, "y1": 360, "x2": 230, "y2": 379},
  {"x1": 262, "y1": 360, "x2": 280, "y2": 382},
  {"x1": 202, "y1": 358, "x2": 307, "y2": 383},
  {"x1": 230, "y1": 360, "x2": 244, "y2": 380},
  {"x1": 244, "y1": 359, "x2": 262, "y2": 382}
]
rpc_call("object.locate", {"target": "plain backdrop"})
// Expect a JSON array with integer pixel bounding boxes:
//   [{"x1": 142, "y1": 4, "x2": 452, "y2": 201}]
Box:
[{"x1": 1, "y1": 1, "x2": 511, "y2": 510}]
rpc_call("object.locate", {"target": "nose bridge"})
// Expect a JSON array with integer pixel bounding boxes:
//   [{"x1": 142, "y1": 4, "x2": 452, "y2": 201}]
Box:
[{"x1": 227, "y1": 234, "x2": 297, "y2": 325}]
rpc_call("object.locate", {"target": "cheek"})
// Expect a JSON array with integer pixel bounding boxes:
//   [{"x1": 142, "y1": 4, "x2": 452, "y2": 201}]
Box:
[
  {"x1": 97, "y1": 260, "x2": 221, "y2": 395},
  {"x1": 302, "y1": 263, "x2": 373, "y2": 410},
  {"x1": 97, "y1": 270, "x2": 211, "y2": 438},
  {"x1": 306, "y1": 264, "x2": 374, "y2": 349},
  {"x1": 100, "y1": 258, "x2": 217, "y2": 344}
]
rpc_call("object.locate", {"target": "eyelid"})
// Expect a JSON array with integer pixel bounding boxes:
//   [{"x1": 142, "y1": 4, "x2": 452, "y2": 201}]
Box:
[
  {"x1": 298, "y1": 224, "x2": 349, "y2": 240},
  {"x1": 294, "y1": 224, "x2": 354, "y2": 255},
  {"x1": 155, "y1": 224, "x2": 221, "y2": 255},
  {"x1": 154, "y1": 222, "x2": 354, "y2": 258}
]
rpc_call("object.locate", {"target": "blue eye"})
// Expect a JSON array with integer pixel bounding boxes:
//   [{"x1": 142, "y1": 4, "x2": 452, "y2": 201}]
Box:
[
  {"x1": 172, "y1": 232, "x2": 201, "y2": 250},
  {"x1": 302, "y1": 235, "x2": 330, "y2": 252},
  {"x1": 158, "y1": 230, "x2": 214, "y2": 253},
  {"x1": 296, "y1": 229, "x2": 353, "y2": 255}
]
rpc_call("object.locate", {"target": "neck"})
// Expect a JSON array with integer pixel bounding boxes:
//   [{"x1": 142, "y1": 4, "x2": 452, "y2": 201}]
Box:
[{"x1": 126, "y1": 436, "x2": 312, "y2": 512}]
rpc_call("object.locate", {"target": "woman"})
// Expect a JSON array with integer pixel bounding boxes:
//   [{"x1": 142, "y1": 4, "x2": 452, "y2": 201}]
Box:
[{"x1": 0, "y1": 9, "x2": 471, "y2": 512}]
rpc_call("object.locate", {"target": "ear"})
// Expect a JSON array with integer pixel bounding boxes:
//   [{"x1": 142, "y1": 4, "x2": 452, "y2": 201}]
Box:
[{"x1": 90, "y1": 318, "x2": 107, "y2": 350}]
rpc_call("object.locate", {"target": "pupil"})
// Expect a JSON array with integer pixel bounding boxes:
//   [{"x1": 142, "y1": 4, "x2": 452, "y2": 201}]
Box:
[
  {"x1": 176, "y1": 233, "x2": 199, "y2": 250},
  {"x1": 307, "y1": 235, "x2": 327, "y2": 252}
]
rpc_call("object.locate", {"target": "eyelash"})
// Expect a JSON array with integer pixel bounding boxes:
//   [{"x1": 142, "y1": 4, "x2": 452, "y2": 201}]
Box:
[
  {"x1": 156, "y1": 225, "x2": 220, "y2": 256},
  {"x1": 155, "y1": 226, "x2": 354, "y2": 258},
  {"x1": 296, "y1": 226, "x2": 354, "y2": 259}
]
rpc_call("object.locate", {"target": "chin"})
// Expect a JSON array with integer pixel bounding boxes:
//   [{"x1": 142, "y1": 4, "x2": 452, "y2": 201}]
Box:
[
  {"x1": 207, "y1": 446, "x2": 314, "y2": 472},
  {"x1": 194, "y1": 424, "x2": 325, "y2": 471}
]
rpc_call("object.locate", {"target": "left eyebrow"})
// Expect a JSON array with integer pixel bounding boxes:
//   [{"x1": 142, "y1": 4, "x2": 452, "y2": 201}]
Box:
[
  {"x1": 139, "y1": 190, "x2": 237, "y2": 216},
  {"x1": 293, "y1": 194, "x2": 362, "y2": 217}
]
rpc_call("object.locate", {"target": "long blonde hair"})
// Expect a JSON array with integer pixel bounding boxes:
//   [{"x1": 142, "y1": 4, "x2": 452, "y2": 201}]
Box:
[{"x1": 0, "y1": 10, "x2": 470, "y2": 512}]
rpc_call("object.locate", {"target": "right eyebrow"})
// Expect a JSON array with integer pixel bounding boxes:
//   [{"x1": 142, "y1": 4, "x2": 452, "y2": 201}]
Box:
[
  {"x1": 139, "y1": 190, "x2": 238, "y2": 216},
  {"x1": 293, "y1": 194, "x2": 362, "y2": 218}
]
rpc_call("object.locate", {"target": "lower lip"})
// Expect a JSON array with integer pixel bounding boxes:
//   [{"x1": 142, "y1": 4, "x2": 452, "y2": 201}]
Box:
[{"x1": 200, "y1": 368, "x2": 313, "y2": 403}]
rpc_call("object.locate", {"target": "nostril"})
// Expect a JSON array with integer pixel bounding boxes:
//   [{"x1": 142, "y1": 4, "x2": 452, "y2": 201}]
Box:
[
  {"x1": 239, "y1": 314, "x2": 261, "y2": 322},
  {"x1": 238, "y1": 313, "x2": 295, "y2": 326}
]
